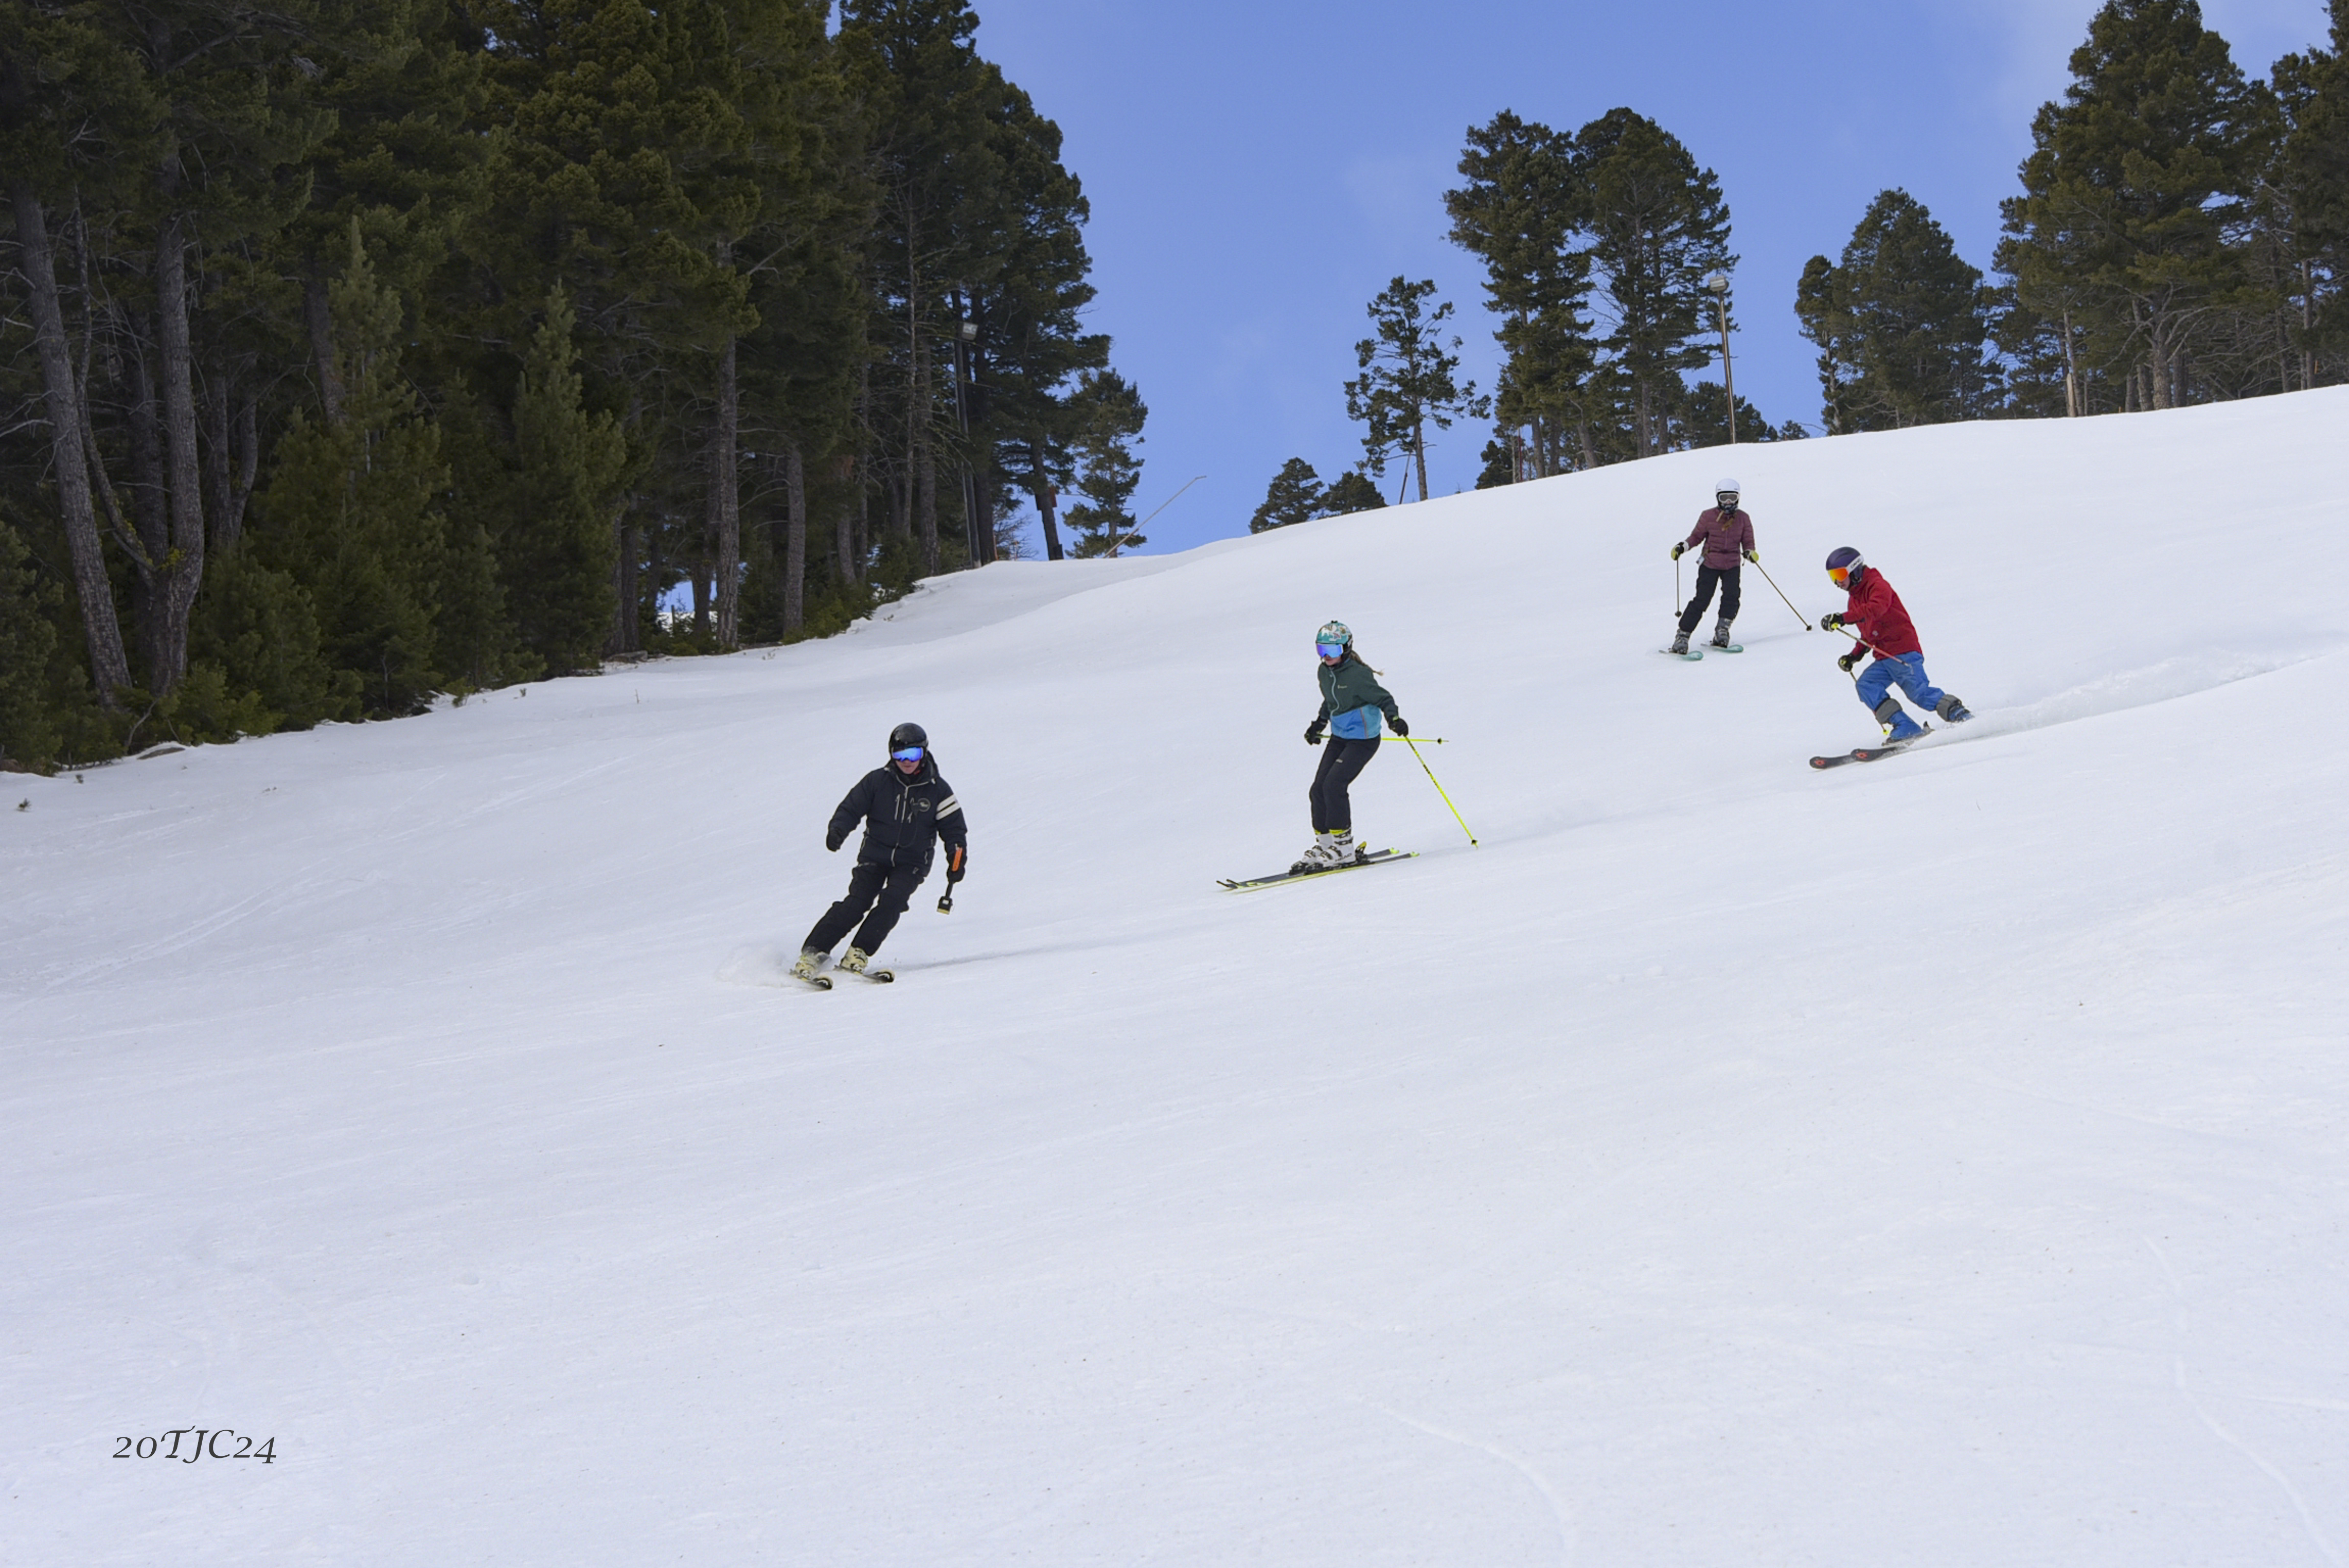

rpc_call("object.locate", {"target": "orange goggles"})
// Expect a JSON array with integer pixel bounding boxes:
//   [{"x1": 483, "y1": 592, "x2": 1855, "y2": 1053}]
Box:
[{"x1": 1827, "y1": 566, "x2": 1855, "y2": 588}]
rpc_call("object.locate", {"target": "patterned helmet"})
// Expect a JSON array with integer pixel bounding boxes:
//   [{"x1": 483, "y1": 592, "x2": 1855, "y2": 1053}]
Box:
[{"x1": 1315, "y1": 620, "x2": 1353, "y2": 650}]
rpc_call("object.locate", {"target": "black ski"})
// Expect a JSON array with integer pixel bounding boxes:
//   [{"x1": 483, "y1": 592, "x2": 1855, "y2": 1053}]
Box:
[
  {"x1": 1219, "y1": 849, "x2": 1416, "y2": 892},
  {"x1": 1810, "y1": 726, "x2": 1932, "y2": 769},
  {"x1": 840, "y1": 967, "x2": 894, "y2": 983}
]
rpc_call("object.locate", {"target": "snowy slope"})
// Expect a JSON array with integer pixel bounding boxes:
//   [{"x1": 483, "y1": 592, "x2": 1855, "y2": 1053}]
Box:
[{"x1": 6, "y1": 390, "x2": 2348, "y2": 1566}]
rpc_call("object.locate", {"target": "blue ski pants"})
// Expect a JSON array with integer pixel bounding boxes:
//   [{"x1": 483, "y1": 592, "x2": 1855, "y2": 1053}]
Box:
[{"x1": 1856, "y1": 653, "x2": 1945, "y2": 737}]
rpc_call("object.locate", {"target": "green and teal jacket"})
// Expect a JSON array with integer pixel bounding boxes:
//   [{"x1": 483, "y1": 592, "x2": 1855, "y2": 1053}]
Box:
[{"x1": 1315, "y1": 652, "x2": 1399, "y2": 739}]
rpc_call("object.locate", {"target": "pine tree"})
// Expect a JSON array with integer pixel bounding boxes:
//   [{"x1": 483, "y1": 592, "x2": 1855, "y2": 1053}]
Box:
[
  {"x1": 1344, "y1": 277, "x2": 1484, "y2": 502},
  {"x1": 1796, "y1": 189, "x2": 1998, "y2": 431},
  {"x1": 255, "y1": 226, "x2": 463, "y2": 716},
  {"x1": 2273, "y1": 0, "x2": 2349, "y2": 383},
  {"x1": 1998, "y1": 0, "x2": 2263, "y2": 409},
  {"x1": 1250, "y1": 458, "x2": 1322, "y2": 532},
  {"x1": 1319, "y1": 470, "x2": 1386, "y2": 516},
  {"x1": 1576, "y1": 108, "x2": 1733, "y2": 458},
  {"x1": 502, "y1": 287, "x2": 629, "y2": 673},
  {"x1": 1062, "y1": 368, "x2": 1145, "y2": 557},
  {"x1": 1445, "y1": 111, "x2": 1597, "y2": 477}
]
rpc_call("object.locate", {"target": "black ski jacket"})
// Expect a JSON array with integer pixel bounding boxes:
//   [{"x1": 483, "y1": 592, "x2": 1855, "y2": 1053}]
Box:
[{"x1": 826, "y1": 755, "x2": 967, "y2": 872}]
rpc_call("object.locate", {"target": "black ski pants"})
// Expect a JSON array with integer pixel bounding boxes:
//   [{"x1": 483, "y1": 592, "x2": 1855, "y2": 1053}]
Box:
[
  {"x1": 806, "y1": 859, "x2": 926, "y2": 957},
  {"x1": 1678, "y1": 564, "x2": 1742, "y2": 634},
  {"x1": 1310, "y1": 736, "x2": 1380, "y2": 833}
]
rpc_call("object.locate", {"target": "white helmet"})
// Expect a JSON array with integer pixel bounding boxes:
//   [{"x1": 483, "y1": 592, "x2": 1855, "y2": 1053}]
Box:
[{"x1": 1714, "y1": 476, "x2": 1740, "y2": 498}]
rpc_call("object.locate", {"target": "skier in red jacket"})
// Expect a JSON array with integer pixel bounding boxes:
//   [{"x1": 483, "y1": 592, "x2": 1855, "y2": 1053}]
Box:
[{"x1": 1819, "y1": 546, "x2": 1972, "y2": 742}]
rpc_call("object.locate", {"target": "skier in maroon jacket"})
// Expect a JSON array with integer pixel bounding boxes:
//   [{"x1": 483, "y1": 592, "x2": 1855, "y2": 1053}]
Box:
[
  {"x1": 1819, "y1": 546, "x2": 1973, "y2": 741},
  {"x1": 1669, "y1": 476, "x2": 1757, "y2": 653}
]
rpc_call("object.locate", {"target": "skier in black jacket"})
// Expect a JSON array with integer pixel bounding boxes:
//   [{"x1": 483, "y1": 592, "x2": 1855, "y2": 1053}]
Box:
[{"x1": 793, "y1": 722, "x2": 968, "y2": 981}]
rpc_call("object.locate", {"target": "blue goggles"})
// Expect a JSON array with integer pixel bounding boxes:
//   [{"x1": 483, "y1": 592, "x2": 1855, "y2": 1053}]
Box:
[
  {"x1": 891, "y1": 745, "x2": 924, "y2": 762},
  {"x1": 1316, "y1": 643, "x2": 1346, "y2": 659}
]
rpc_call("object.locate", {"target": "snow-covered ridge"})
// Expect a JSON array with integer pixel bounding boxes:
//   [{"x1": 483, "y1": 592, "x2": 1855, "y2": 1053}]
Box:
[{"x1": 6, "y1": 389, "x2": 2347, "y2": 1564}]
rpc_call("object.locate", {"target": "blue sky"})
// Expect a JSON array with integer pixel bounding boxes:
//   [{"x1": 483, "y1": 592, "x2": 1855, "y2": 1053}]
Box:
[{"x1": 967, "y1": 0, "x2": 2333, "y2": 554}]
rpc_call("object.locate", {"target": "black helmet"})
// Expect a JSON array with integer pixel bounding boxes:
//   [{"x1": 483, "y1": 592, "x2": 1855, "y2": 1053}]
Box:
[
  {"x1": 1824, "y1": 546, "x2": 1865, "y2": 589},
  {"x1": 887, "y1": 721, "x2": 928, "y2": 757}
]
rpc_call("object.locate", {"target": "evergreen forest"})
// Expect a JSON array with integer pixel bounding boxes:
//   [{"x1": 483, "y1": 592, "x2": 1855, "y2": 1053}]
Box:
[
  {"x1": 1255, "y1": 0, "x2": 2349, "y2": 527},
  {"x1": 1, "y1": 0, "x2": 1142, "y2": 769}
]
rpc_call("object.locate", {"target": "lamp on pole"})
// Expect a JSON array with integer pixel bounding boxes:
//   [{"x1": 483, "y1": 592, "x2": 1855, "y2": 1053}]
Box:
[
  {"x1": 1704, "y1": 271, "x2": 1736, "y2": 446},
  {"x1": 950, "y1": 302, "x2": 986, "y2": 565}
]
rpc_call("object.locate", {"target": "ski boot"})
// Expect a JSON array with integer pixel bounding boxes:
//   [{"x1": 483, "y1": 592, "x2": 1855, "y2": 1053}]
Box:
[
  {"x1": 1290, "y1": 833, "x2": 1340, "y2": 875},
  {"x1": 836, "y1": 947, "x2": 875, "y2": 976},
  {"x1": 1327, "y1": 828, "x2": 1367, "y2": 866},
  {"x1": 1936, "y1": 694, "x2": 1974, "y2": 724},
  {"x1": 1874, "y1": 696, "x2": 1925, "y2": 743},
  {"x1": 1709, "y1": 617, "x2": 1735, "y2": 650},
  {"x1": 790, "y1": 949, "x2": 831, "y2": 988},
  {"x1": 1669, "y1": 629, "x2": 1691, "y2": 655}
]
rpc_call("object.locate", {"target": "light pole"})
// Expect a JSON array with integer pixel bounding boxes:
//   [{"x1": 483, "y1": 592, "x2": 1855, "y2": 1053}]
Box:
[
  {"x1": 1705, "y1": 271, "x2": 1735, "y2": 445},
  {"x1": 950, "y1": 304, "x2": 985, "y2": 565}
]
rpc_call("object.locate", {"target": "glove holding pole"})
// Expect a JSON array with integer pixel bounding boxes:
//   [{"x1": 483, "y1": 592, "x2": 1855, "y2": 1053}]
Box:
[{"x1": 936, "y1": 843, "x2": 966, "y2": 913}]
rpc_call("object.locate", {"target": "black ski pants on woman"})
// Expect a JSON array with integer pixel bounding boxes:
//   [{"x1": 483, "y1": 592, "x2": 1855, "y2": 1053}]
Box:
[
  {"x1": 806, "y1": 859, "x2": 926, "y2": 956},
  {"x1": 1677, "y1": 563, "x2": 1742, "y2": 634},
  {"x1": 1310, "y1": 737, "x2": 1381, "y2": 833}
]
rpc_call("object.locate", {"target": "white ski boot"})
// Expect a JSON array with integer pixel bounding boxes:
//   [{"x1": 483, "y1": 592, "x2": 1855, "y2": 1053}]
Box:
[
  {"x1": 1290, "y1": 833, "x2": 1341, "y2": 875},
  {"x1": 836, "y1": 947, "x2": 874, "y2": 975},
  {"x1": 791, "y1": 949, "x2": 831, "y2": 988},
  {"x1": 1327, "y1": 828, "x2": 1367, "y2": 866}
]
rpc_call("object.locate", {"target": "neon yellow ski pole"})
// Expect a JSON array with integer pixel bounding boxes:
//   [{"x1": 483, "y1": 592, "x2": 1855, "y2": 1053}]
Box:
[{"x1": 1397, "y1": 736, "x2": 1476, "y2": 847}]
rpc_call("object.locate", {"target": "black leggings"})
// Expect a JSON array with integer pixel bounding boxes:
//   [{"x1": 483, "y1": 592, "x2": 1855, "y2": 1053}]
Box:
[
  {"x1": 806, "y1": 860, "x2": 927, "y2": 956},
  {"x1": 1678, "y1": 564, "x2": 1742, "y2": 633},
  {"x1": 1310, "y1": 737, "x2": 1380, "y2": 833}
]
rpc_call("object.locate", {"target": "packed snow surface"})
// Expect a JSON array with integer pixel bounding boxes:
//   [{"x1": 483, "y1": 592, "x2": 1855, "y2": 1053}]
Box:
[{"x1": 7, "y1": 391, "x2": 2348, "y2": 1565}]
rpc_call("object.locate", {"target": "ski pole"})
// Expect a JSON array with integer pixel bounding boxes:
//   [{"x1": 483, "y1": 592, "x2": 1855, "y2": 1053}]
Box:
[
  {"x1": 1748, "y1": 557, "x2": 1811, "y2": 630},
  {"x1": 1674, "y1": 554, "x2": 1681, "y2": 617},
  {"x1": 1398, "y1": 736, "x2": 1477, "y2": 847}
]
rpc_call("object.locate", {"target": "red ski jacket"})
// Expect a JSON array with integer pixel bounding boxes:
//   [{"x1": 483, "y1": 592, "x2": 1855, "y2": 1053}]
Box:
[
  {"x1": 1682, "y1": 507, "x2": 1754, "y2": 571},
  {"x1": 1841, "y1": 569, "x2": 1921, "y2": 661}
]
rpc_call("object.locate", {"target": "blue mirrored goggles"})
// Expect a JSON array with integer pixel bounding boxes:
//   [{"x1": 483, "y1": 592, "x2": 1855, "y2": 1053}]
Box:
[
  {"x1": 1316, "y1": 643, "x2": 1347, "y2": 659},
  {"x1": 891, "y1": 745, "x2": 924, "y2": 762}
]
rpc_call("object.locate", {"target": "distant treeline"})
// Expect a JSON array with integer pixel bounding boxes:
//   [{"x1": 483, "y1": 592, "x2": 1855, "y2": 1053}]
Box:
[
  {"x1": 1252, "y1": 0, "x2": 2349, "y2": 525},
  {"x1": 1, "y1": 0, "x2": 1143, "y2": 771}
]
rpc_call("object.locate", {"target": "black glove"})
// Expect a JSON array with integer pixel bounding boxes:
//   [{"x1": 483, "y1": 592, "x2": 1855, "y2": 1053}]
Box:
[
  {"x1": 1838, "y1": 651, "x2": 1860, "y2": 673},
  {"x1": 1390, "y1": 716, "x2": 1409, "y2": 738},
  {"x1": 825, "y1": 831, "x2": 844, "y2": 852},
  {"x1": 1820, "y1": 612, "x2": 1845, "y2": 632},
  {"x1": 1742, "y1": 547, "x2": 1757, "y2": 563},
  {"x1": 945, "y1": 844, "x2": 967, "y2": 884},
  {"x1": 1305, "y1": 723, "x2": 1324, "y2": 745},
  {"x1": 1669, "y1": 542, "x2": 1685, "y2": 560}
]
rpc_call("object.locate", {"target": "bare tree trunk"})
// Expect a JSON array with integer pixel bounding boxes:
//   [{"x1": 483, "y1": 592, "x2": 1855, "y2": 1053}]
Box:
[
  {"x1": 305, "y1": 269, "x2": 344, "y2": 423},
  {"x1": 7, "y1": 182, "x2": 131, "y2": 701},
  {"x1": 228, "y1": 396, "x2": 258, "y2": 542},
  {"x1": 128, "y1": 335, "x2": 169, "y2": 682},
  {"x1": 614, "y1": 518, "x2": 639, "y2": 653},
  {"x1": 834, "y1": 453, "x2": 858, "y2": 586},
  {"x1": 1412, "y1": 416, "x2": 1429, "y2": 502},
  {"x1": 784, "y1": 443, "x2": 807, "y2": 634},
  {"x1": 710, "y1": 334, "x2": 740, "y2": 649},
  {"x1": 2061, "y1": 308, "x2": 2080, "y2": 418},
  {"x1": 202, "y1": 372, "x2": 233, "y2": 546},
  {"x1": 151, "y1": 209, "x2": 206, "y2": 694},
  {"x1": 914, "y1": 339, "x2": 938, "y2": 576}
]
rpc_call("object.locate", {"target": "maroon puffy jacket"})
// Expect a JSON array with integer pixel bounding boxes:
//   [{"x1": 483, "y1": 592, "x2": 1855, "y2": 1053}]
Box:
[
  {"x1": 1841, "y1": 569, "x2": 1921, "y2": 661},
  {"x1": 1682, "y1": 507, "x2": 1754, "y2": 569}
]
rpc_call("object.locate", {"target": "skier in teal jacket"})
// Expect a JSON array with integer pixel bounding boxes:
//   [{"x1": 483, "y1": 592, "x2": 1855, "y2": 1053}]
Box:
[{"x1": 1295, "y1": 620, "x2": 1406, "y2": 873}]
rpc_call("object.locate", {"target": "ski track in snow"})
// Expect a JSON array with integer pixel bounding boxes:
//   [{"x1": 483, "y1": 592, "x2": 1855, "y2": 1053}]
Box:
[{"x1": 7, "y1": 390, "x2": 2349, "y2": 1564}]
